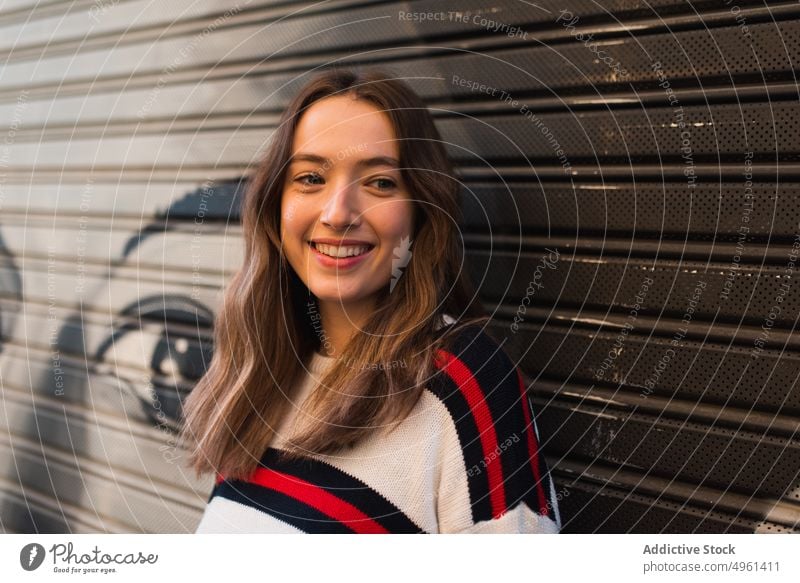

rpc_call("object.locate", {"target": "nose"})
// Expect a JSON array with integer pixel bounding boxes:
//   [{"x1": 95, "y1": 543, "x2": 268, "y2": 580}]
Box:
[{"x1": 320, "y1": 176, "x2": 361, "y2": 230}]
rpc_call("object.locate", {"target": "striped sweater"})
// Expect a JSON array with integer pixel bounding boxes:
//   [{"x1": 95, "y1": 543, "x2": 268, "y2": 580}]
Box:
[{"x1": 195, "y1": 322, "x2": 561, "y2": 533}]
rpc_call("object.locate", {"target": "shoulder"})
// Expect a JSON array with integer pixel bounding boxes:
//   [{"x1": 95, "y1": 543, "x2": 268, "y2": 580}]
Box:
[
  {"x1": 426, "y1": 322, "x2": 524, "y2": 442},
  {"x1": 430, "y1": 322, "x2": 520, "y2": 399},
  {"x1": 426, "y1": 320, "x2": 560, "y2": 529}
]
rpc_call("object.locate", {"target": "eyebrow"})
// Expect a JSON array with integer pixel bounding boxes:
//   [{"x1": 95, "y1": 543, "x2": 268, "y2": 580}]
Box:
[{"x1": 288, "y1": 153, "x2": 400, "y2": 169}]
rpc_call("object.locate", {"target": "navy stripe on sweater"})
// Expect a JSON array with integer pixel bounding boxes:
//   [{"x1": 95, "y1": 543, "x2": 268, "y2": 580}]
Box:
[
  {"x1": 212, "y1": 448, "x2": 426, "y2": 533},
  {"x1": 428, "y1": 324, "x2": 553, "y2": 521}
]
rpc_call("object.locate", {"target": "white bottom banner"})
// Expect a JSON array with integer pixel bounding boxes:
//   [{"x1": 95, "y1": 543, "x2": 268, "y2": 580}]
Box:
[{"x1": 0, "y1": 534, "x2": 796, "y2": 582}]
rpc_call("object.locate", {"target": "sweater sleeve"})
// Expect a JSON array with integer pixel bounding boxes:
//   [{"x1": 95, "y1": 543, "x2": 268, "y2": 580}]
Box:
[{"x1": 431, "y1": 326, "x2": 561, "y2": 533}]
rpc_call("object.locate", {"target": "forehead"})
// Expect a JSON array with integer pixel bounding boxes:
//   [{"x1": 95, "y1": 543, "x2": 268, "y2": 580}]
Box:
[{"x1": 291, "y1": 95, "x2": 399, "y2": 159}]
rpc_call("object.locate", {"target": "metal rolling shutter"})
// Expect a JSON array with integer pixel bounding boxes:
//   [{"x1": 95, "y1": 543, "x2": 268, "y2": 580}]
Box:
[{"x1": 0, "y1": 0, "x2": 797, "y2": 532}]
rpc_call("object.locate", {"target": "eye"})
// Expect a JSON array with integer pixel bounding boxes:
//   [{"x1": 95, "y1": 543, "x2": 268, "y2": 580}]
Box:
[
  {"x1": 368, "y1": 177, "x2": 397, "y2": 191},
  {"x1": 295, "y1": 173, "x2": 324, "y2": 187}
]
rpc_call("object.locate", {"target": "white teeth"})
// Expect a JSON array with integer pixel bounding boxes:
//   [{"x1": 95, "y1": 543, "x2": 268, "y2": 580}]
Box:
[{"x1": 314, "y1": 243, "x2": 370, "y2": 258}]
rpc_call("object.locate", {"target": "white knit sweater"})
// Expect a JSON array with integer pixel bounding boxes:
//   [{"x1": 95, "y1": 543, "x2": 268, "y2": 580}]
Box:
[{"x1": 195, "y1": 324, "x2": 561, "y2": 533}]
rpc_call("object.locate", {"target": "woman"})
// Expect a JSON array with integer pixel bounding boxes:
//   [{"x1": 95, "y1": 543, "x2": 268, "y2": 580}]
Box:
[{"x1": 180, "y1": 67, "x2": 561, "y2": 533}]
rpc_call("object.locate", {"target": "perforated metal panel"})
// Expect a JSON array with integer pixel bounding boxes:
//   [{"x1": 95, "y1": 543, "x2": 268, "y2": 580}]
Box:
[{"x1": 0, "y1": 0, "x2": 797, "y2": 533}]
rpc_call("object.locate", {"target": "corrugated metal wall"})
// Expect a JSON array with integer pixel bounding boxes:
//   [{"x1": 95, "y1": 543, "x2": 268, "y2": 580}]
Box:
[{"x1": 0, "y1": 0, "x2": 797, "y2": 533}]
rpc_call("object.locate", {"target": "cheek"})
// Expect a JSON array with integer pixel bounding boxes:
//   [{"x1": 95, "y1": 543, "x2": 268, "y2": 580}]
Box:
[
  {"x1": 280, "y1": 196, "x2": 304, "y2": 239},
  {"x1": 280, "y1": 195, "x2": 293, "y2": 227},
  {"x1": 371, "y1": 199, "x2": 415, "y2": 241},
  {"x1": 279, "y1": 197, "x2": 307, "y2": 270}
]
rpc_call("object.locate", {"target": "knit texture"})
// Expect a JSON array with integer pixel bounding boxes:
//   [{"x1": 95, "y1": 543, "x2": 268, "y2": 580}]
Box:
[{"x1": 195, "y1": 323, "x2": 561, "y2": 533}]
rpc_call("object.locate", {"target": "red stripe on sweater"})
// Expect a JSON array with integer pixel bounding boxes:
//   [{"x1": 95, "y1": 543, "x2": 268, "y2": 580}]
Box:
[
  {"x1": 435, "y1": 349, "x2": 507, "y2": 518},
  {"x1": 248, "y1": 467, "x2": 390, "y2": 534},
  {"x1": 516, "y1": 368, "x2": 549, "y2": 516}
]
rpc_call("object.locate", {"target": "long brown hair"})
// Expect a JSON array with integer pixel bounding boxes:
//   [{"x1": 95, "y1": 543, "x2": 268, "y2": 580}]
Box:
[{"x1": 179, "y1": 67, "x2": 488, "y2": 481}]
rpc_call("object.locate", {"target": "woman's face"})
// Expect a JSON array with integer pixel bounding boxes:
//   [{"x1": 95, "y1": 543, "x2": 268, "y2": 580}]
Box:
[{"x1": 280, "y1": 95, "x2": 415, "y2": 309}]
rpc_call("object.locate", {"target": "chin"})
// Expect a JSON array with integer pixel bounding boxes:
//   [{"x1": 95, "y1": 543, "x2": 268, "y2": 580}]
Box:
[
  {"x1": 310, "y1": 288, "x2": 361, "y2": 303},
  {"x1": 313, "y1": 284, "x2": 382, "y2": 304}
]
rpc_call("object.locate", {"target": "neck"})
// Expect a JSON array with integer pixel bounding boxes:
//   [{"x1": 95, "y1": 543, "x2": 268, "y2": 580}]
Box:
[{"x1": 315, "y1": 297, "x2": 375, "y2": 357}]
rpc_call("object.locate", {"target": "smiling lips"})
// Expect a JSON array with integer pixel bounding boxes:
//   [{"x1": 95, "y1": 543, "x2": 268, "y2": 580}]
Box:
[
  {"x1": 308, "y1": 240, "x2": 375, "y2": 267},
  {"x1": 313, "y1": 242, "x2": 372, "y2": 258}
]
